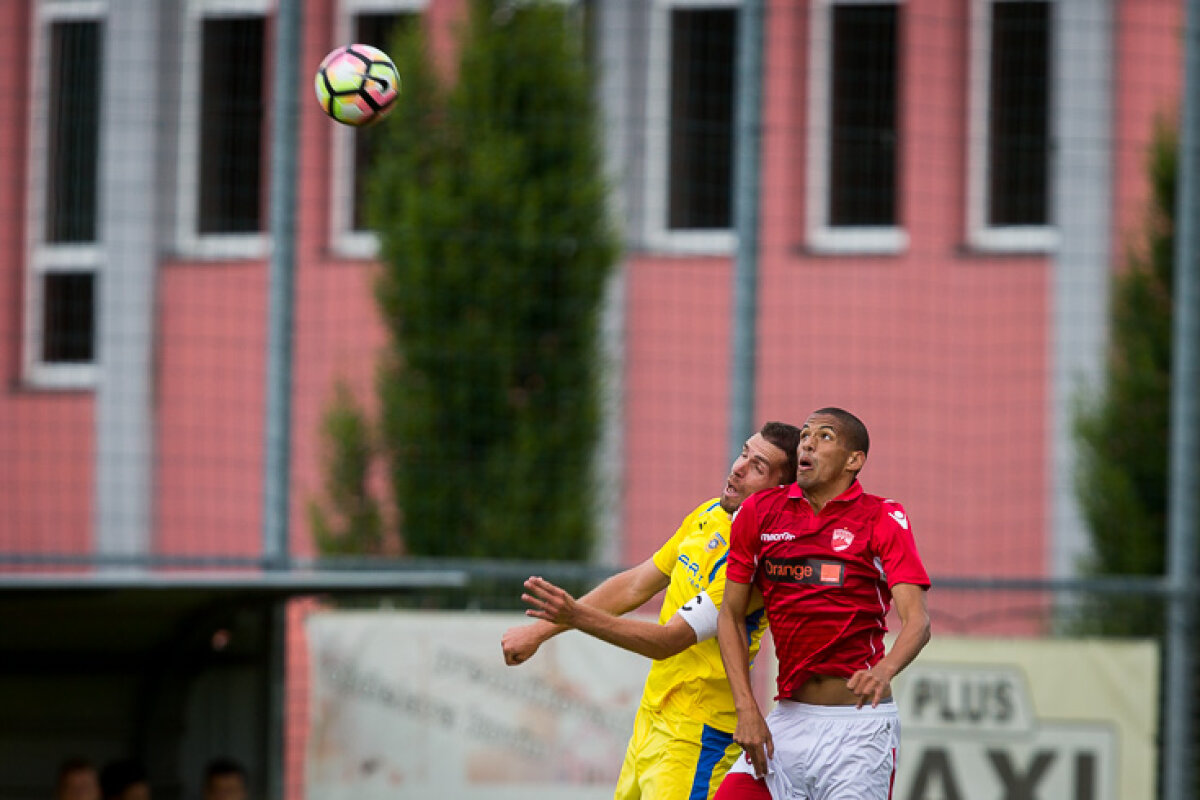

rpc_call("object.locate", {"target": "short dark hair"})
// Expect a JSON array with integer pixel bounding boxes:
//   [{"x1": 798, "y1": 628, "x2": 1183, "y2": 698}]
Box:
[
  {"x1": 204, "y1": 758, "x2": 247, "y2": 785},
  {"x1": 812, "y1": 407, "x2": 870, "y2": 455},
  {"x1": 759, "y1": 421, "x2": 801, "y2": 484},
  {"x1": 99, "y1": 759, "x2": 147, "y2": 800}
]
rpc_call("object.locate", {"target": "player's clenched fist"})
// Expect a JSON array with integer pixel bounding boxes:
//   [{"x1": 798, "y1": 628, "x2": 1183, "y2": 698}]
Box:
[{"x1": 500, "y1": 623, "x2": 545, "y2": 666}]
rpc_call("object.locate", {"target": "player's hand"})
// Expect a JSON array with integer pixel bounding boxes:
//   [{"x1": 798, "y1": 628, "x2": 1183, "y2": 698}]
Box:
[
  {"x1": 521, "y1": 576, "x2": 580, "y2": 627},
  {"x1": 846, "y1": 665, "x2": 893, "y2": 708},
  {"x1": 732, "y1": 709, "x2": 773, "y2": 779},
  {"x1": 501, "y1": 623, "x2": 545, "y2": 666}
]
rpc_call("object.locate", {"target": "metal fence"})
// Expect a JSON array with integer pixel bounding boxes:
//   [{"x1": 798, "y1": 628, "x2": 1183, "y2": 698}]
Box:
[{"x1": 2, "y1": 0, "x2": 1199, "y2": 797}]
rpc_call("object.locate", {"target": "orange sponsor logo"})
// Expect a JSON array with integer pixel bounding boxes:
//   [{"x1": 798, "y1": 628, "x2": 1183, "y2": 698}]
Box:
[
  {"x1": 761, "y1": 557, "x2": 845, "y2": 586},
  {"x1": 764, "y1": 559, "x2": 816, "y2": 581}
]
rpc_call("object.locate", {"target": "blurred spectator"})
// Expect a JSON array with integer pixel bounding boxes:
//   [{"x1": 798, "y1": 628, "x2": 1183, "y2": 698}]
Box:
[
  {"x1": 99, "y1": 759, "x2": 149, "y2": 800},
  {"x1": 55, "y1": 758, "x2": 100, "y2": 800},
  {"x1": 202, "y1": 759, "x2": 247, "y2": 800}
]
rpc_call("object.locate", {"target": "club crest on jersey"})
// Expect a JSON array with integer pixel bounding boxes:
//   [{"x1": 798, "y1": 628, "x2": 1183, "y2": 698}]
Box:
[
  {"x1": 707, "y1": 533, "x2": 726, "y2": 550},
  {"x1": 831, "y1": 528, "x2": 855, "y2": 552}
]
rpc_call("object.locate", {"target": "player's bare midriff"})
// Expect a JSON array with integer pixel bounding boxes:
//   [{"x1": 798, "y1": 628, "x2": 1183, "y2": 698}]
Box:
[{"x1": 789, "y1": 674, "x2": 891, "y2": 706}]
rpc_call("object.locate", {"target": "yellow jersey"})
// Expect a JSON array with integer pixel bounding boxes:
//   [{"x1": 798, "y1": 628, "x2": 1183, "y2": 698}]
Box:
[{"x1": 641, "y1": 498, "x2": 768, "y2": 733}]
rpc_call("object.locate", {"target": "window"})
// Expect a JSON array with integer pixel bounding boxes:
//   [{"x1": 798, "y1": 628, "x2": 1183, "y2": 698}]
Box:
[
  {"x1": 198, "y1": 16, "x2": 266, "y2": 234},
  {"x1": 25, "y1": 3, "x2": 105, "y2": 385},
  {"x1": 47, "y1": 19, "x2": 102, "y2": 244},
  {"x1": 806, "y1": 0, "x2": 905, "y2": 254},
  {"x1": 668, "y1": 7, "x2": 737, "y2": 230},
  {"x1": 177, "y1": 0, "x2": 269, "y2": 258},
  {"x1": 644, "y1": 0, "x2": 738, "y2": 254},
  {"x1": 331, "y1": 0, "x2": 427, "y2": 258},
  {"x1": 829, "y1": 4, "x2": 897, "y2": 227},
  {"x1": 41, "y1": 272, "x2": 96, "y2": 363},
  {"x1": 967, "y1": 0, "x2": 1055, "y2": 251}
]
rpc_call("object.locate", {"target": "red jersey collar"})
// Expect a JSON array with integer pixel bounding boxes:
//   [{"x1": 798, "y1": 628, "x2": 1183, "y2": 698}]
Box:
[{"x1": 786, "y1": 479, "x2": 864, "y2": 506}]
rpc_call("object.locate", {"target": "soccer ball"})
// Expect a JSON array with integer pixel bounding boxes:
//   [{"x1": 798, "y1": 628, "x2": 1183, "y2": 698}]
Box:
[{"x1": 314, "y1": 44, "x2": 400, "y2": 127}]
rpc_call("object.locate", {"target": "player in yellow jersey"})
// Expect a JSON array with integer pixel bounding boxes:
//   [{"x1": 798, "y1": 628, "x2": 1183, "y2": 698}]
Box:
[{"x1": 501, "y1": 421, "x2": 801, "y2": 800}]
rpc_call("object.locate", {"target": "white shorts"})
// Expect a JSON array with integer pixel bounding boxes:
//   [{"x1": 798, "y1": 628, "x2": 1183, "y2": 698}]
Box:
[{"x1": 726, "y1": 700, "x2": 900, "y2": 800}]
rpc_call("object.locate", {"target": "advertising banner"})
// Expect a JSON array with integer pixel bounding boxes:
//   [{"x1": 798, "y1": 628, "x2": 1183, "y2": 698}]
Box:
[
  {"x1": 306, "y1": 610, "x2": 646, "y2": 800},
  {"x1": 307, "y1": 613, "x2": 1158, "y2": 800},
  {"x1": 892, "y1": 638, "x2": 1158, "y2": 800}
]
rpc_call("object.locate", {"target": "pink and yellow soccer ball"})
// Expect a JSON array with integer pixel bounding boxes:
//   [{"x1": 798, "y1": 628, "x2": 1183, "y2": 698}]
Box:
[{"x1": 314, "y1": 44, "x2": 400, "y2": 127}]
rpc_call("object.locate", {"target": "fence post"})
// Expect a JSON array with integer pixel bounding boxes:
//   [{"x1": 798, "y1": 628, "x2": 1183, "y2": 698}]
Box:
[
  {"x1": 728, "y1": 0, "x2": 765, "y2": 462},
  {"x1": 264, "y1": 1, "x2": 303, "y2": 798},
  {"x1": 1164, "y1": 0, "x2": 1200, "y2": 797}
]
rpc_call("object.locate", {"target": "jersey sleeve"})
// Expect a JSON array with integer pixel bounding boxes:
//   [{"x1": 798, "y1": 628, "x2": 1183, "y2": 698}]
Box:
[
  {"x1": 651, "y1": 503, "x2": 704, "y2": 576},
  {"x1": 725, "y1": 494, "x2": 764, "y2": 585},
  {"x1": 873, "y1": 500, "x2": 931, "y2": 589}
]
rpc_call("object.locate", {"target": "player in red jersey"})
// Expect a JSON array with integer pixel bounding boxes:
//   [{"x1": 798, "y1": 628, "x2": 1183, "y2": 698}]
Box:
[{"x1": 714, "y1": 408, "x2": 931, "y2": 800}]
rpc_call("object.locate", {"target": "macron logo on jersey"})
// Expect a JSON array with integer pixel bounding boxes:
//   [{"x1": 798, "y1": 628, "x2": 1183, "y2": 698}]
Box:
[
  {"x1": 888, "y1": 509, "x2": 909, "y2": 530},
  {"x1": 760, "y1": 531, "x2": 796, "y2": 543}
]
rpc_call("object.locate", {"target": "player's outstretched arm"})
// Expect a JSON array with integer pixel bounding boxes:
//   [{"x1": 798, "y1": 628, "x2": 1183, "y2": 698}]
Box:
[
  {"x1": 718, "y1": 579, "x2": 772, "y2": 778},
  {"x1": 521, "y1": 575, "x2": 697, "y2": 660},
  {"x1": 846, "y1": 582, "x2": 931, "y2": 708},
  {"x1": 501, "y1": 558, "x2": 670, "y2": 665}
]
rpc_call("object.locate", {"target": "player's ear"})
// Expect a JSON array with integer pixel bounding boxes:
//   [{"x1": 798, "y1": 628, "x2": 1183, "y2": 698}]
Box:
[{"x1": 846, "y1": 450, "x2": 866, "y2": 473}]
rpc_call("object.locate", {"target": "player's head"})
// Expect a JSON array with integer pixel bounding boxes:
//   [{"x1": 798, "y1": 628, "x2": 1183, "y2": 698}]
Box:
[
  {"x1": 760, "y1": 420, "x2": 802, "y2": 483},
  {"x1": 812, "y1": 407, "x2": 869, "y2": 456},
  {"x1": 796, "y1": 408, "x2": 869, "y2": 493},
  {"x1": 721, "y1": 421, "x2": 801, "y2": 512},
  {"x1": 56, "y1": 758, "x2": 100, "y2": 800},
  {"x1": 203, "y1": 759, "x2": 247, "y2": 800}
]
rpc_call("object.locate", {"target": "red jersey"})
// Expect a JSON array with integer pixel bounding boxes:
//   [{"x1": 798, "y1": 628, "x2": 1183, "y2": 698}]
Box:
[{"x1": 726, "y1": 480, "x2": 930, "y2": 699}]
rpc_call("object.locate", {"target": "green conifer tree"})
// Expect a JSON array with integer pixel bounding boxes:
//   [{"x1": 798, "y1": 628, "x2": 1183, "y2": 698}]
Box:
[
  {"x1": 1073, "y1": 120, "x2": 1176, "y2": 634},
  {"x1": 312, "y1": 0, "x2": 617, "y2": 560},
  {"x1": 308, "y1": 383, "x2": 385, "y2": 556}
]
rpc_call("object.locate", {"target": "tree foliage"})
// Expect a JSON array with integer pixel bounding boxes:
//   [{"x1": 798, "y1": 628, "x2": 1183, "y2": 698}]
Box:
[
  {"x1": 308, "y1": 383, "x2": 386, "y2": 556},
  {"x1": 1073, "y1": 120, "x2": 1176, "y2": 634},
  {"x1": 311, "y1": 1, "x2": 617, "y2": 560}
]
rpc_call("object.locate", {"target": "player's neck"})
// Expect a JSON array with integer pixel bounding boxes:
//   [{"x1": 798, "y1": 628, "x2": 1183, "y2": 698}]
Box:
[{"x1": 804, "y1": 478, "x2": 854, "y2": 513}]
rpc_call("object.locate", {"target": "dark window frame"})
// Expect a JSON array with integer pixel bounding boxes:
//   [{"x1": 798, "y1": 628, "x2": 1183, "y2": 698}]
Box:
[
  {"x1": 828, "y1": 2, "x2": 899, "y2": 228},
  {"x1": 987, "y1": 0, "x2": 1052, "y2": 228},
  {"x1": 197, "y1": 15, "x2": 267, "y2": 235},
  {"x1": 667, "y1": 6, "x2": 738, "y2": 232},
  {"x1": 46, "y1": 19, "x2": 103, "y2": 245},
  {"x1": 41, "y1": 272, "x2": 96, "y2": 364},
  {"x1": 32, "y1": 10, "x2": 106, "y2": 376}
]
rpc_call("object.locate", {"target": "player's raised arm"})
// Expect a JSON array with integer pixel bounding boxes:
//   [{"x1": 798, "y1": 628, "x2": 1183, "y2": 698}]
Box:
[
  {"x1": 520, "y1": 575, "x2": 698, "y2": 660},
  {"x1": 501, "y1": 557, "x2": 669, "y2": 665},
  {"x1": 717, "y1": 577, "x2": 772, "y2": 778}
]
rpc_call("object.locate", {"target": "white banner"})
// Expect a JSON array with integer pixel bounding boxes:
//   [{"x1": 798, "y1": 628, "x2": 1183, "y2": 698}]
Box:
[
  {"x1": 305, "y1": 610, "x2": 647, "y2": 800},
  {"x1": 306, "y1": 614, "x2": 1158, "y2": 800},
  {"x1": 892, "y1": 638, "x2": 1158, "y2": 800}
]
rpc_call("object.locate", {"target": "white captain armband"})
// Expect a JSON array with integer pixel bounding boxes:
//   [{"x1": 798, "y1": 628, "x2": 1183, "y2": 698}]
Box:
[{"x1": 675, "y1": 590, "x2": 720, "y2": 642}]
